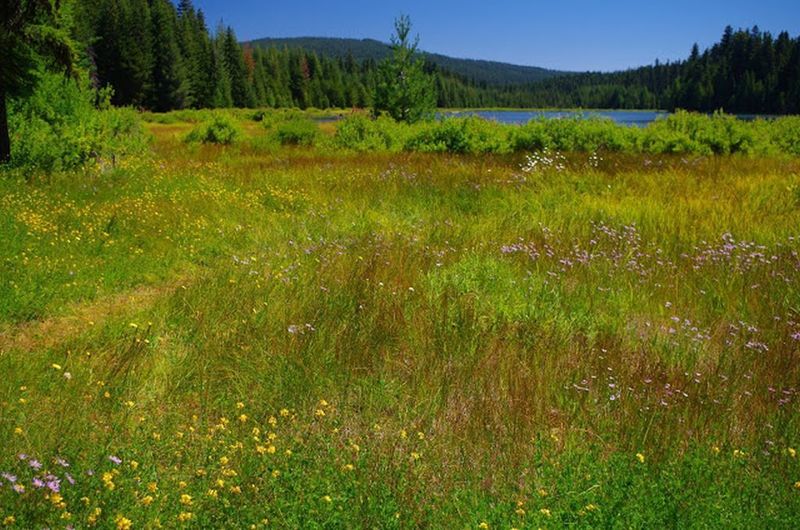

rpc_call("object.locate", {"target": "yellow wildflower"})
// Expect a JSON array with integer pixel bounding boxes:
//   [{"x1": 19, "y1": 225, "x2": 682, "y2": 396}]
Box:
[
  {"x1": 179, "y1": 494, "x2": 193, "y2": 506},
  {"x1": 141, "y1": 496, "x2": 154, "y2": 506},
  {"x1": 636, "y1": 453, "x2": 645, "y2": 463},
  {"x1": 115, "y1": 515, "x2": 133, "y2": 530},
  {"x1": 3, "y1": 516, "x2": 15, "y2": 526},
  {"x1": 322, "y1": 495, "x2": 332, "y2": 503},
  {"x1": 177, "y1": 512, "x2": 193, "y2": 523},
  {"x1": 206, "y1": 489, "x2": 218, "y2": 499},
  {"x1": 540, "y1": 508, "x2": 552, "y2": 517},
  {"x1": 478, "y1": 523, "x2": 489, "y2": 529},
  {"x1": 789, "y1": 447, "x2": 796, "y2": 458}
]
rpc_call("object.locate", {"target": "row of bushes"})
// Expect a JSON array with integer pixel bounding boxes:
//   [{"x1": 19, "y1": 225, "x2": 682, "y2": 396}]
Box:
[
  {"x1": 7, "y1": 73, "x2": 150, "y2": 172},
  {"x1": 333, "y1": 111, "x2": 800, "y2": 156},
  {"x1": 181, "y1": 108, "x2": 800, "y2": 157}
]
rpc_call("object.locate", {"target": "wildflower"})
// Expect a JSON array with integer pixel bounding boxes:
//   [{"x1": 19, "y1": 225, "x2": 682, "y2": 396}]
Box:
[
  {"x1": 733, "y1": 449, "x2": 745, "y2": 458},
  {"x1": 115, "y1": 515, "x2": 132, "y2": 530},
  {"x1": 52, "y1": 364, "x2": 62, "y2": 370},
  {"x1": 102, "y1": 472, "x2": 115, "y2": 491},
  {"x1": 400, "y1": 429, "x2": 408, "y2": 439},
  {"x1": 537, "y1": 488, "x2": 548, "y2": 497},
  {"x1": 129, "y1": 460, "x2": 139, "y2": 470},
  {"x1": 216, "y1": 479, "x2": 225, "y2": 488},
  {"x1": 271, "y1": 470, "x2": 280, "y2": 478},
  {"x1": 109, "y1": 455, "x2": 122, "y2": 465},
  {"x1": 219, "y1": 456, "x2": 229, "y2": 466},
  {"x1": 206, "y1": 489, "x2": 218, "y2": 499},
  {"x1": 12, "y1": 484, "x2": 24, "y2": 494},
  {"x1": 268, "y1": 416, "x2": 277, "y2": 426},
  {"x1": 229, "y1": 485, "x2": 241, "y2": 494},
  {"x1": 515, "y1": 508, "x2": 526, "y2": 516},
  {"x1": 322, "y1": 495, "x2": 332, "y2": 503},
  {"x1": 141, "y1": 495, "x2": 154, "y2": 506},
  {"x1": 795, "y1": 481, "x2": 800, "y2": 490},
  {"x1": 180, "y1": 494, "x2": 193, "y2": 506},
  {"x1": 236, "y1": 402, "x2": 245, "y2": 409},
  {"x1": 3, "y1": 516, "x2": 15, "y2": 526},
  {"x1": 789, "y1": 448, "x2": 797, "y2": 458},
  {"x1": 712, "y1": 446, "x2": 720, "y2": 455},
  {"x1": 478, "y1": 523, "x2": 489, "y2": 529},
  {"x1": 410, "y1": 452, "x2": 421, "y2": 461},
  {"x1": 315, "y1": 409, "x2": 325, "y2": 417},
  {"x1": 585, "y1": 503, "x2": 599, "y2": 512},
  {"x1": 279, "y1": 408, "x2": 289, "y2": 417},
  {"x1": 342, "y1": 464, "x2": 354, "y2": 472},
  {"x1": 417, "y1": 431, "x2": 425, "y2": 440},
  {"x1": 147, "y1": 482, "x2": 158, "y2": 493},
  {"x1": 540, "y1": 508, "x2": 552, "y2": 517},
  {"x1": 178, "y1": 480, "x2": 187, "y2": 489},
  {"x1": 87, "y1": 507, "x2": 101, "y2": 525},
  {"x1": 636, "y1": 453, "x2": 645, "y2": 463},
  {"x1": 177, "y1": 512, "x2": 193, "y2": 522},
  {"x1": 13, "y1": 428, "x2": 22, "y2": 436}
]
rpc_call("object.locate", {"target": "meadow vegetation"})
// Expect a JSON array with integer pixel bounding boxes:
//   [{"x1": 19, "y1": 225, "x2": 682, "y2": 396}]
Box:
[{"x1": 1, "y1": 110, "x2": 800, "y2": 528}]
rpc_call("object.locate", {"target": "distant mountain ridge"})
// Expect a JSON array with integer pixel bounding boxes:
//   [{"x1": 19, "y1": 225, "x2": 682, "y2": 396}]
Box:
[{"x1": 245, "y1": 36, "x2": 570, "y2": 85}]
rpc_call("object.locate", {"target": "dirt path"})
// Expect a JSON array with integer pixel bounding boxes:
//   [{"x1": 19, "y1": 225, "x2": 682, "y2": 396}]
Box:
[{"x1": 0, "y1": 277, "x2": 190, "y2": 354}]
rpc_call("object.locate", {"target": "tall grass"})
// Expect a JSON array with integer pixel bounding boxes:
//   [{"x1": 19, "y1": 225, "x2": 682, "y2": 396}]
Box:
[{"x1": 0, "y1": 113, "x2": 799, "y2": 528}]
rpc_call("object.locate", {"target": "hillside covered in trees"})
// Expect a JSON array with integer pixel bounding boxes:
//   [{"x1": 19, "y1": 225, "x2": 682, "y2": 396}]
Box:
[
  {"x1": 74, "y1": 0, "x2": 799, "y2": 113},
  {"x1": 246, "y1": 37, "x2": 569, "y2": 86}
]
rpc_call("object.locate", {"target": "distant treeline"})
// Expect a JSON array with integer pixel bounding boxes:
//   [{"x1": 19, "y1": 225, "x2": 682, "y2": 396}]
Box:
[
  {"x1": 485, "y1": 26, "x2": 800, "y2": 114},
  {"x1": 75, "y1": 1, "x2": 799, "y2": 113}
]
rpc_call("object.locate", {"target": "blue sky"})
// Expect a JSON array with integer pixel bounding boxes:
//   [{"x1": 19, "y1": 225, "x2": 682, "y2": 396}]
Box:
[{"x1": 190, "y1": 0, "x2": 800, "y2": 71}]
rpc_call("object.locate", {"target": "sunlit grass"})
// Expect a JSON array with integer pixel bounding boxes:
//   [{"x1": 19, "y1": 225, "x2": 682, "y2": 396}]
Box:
[{"x1": 1, "y1": 117, "x2": 799, "y2": 527}]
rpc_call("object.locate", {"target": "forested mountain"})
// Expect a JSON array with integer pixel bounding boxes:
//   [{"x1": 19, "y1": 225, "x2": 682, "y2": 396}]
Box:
[
  {"x1": 71, "y1": 0, "x2": 800, "y2": 113},
  {"x1": 246, "y1": 37, "x2": 568, "y2": 85}
]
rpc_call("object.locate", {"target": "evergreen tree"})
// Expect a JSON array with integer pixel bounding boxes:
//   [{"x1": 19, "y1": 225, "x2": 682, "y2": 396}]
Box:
[
  {"x1": 148, "y1": 0, "x2": 188, "y2": 111},
  {"x1": 372, "y1": 15, "x2": 435, "y2": 122}
]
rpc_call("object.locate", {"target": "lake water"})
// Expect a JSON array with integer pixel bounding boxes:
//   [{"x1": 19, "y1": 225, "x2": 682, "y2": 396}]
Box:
[{"x1": 447, "y1": 110, "x2": 669, "y2": 127}]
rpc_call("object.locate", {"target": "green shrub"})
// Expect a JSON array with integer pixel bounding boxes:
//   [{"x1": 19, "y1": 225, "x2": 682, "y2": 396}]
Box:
[
  {"x1": 8, "y1": 72, "x2": 149, "y2": 171},
  {"x1": 403, "y1": 117, "x2": 509, "y2": 154},
  {"x1": 334, "y1": 114, "x2": 400, "y2": 151},
  {"x1": 273, "y1": 118, "x2": 320, "y2": 146},
  {"x1": 184, "y1": 113, "x2": 241, "y2": 145}
]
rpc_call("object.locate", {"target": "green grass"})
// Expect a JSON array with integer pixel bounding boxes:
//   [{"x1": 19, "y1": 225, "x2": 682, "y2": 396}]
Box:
[{"x1": 1, "y1": 115, "x2": 800, "y2": 528}]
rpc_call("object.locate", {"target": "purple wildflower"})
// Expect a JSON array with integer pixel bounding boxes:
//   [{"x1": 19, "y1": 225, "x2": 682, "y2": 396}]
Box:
[
  {"x1": 2, "y1": 472, "x2": 17, "y2": 483},
  {"x1": 29, "y1": 459, "x2": 42, "y2": 470},
  {"x1": 108, "y1": 455, "x2": 122, "y2": 465},
  {"x1": 32, "y1": 478, "x2": 45, "y2": 488},
  {"x1": 65, "y1": 473, "x2": 75, "y2": 485},
  {"x1": 12, "y1": 483, "x2": 25, "y2": 494},
  {"x1": 46, "y1": 479, "x2": 60, "y2": 493}
]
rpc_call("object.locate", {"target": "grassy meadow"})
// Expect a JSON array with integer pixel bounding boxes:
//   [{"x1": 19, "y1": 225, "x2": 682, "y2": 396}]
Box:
[{"x1": 1, "y1": 112, "x2": 800, "y2": 528}]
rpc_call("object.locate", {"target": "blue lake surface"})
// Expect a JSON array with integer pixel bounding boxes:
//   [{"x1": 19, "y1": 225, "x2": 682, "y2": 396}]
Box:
[{"x1": 447, "y1": 110, "x2": 669, "y2": 127}]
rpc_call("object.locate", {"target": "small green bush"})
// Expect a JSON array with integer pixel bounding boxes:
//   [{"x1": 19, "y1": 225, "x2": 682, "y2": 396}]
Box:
[
  {"x1": 184, "y1": 114, "x2": 241, "y2": 145},
  {"x1": 334, "y1": 114, "x2": 400, "y2": 151},
  {"x1": 403, "y1": 117, "x2": 510, "y2": 154},
  {"x1": 273, "y1": 118, "x2": 320, "y2": 146}
]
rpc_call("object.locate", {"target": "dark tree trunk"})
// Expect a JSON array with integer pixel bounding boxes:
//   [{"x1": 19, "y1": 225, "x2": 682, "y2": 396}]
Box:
[{"x1": 0, "y1": 91, "x2": 10, "y2": 164}]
